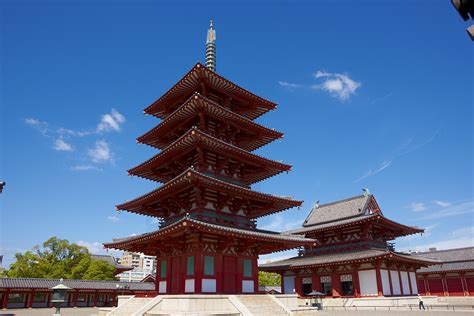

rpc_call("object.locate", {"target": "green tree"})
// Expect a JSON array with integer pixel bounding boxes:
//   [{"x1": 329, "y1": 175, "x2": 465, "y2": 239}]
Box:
[
  {"x1": 258, "y1": 271, "x2": 281, "y2": 286},
  {"x1": 83, "y1": 259, "x2": 116, "y2": 280},
  {"x1": 5, "y1": 237, "x2": 115, "y2": 280}
]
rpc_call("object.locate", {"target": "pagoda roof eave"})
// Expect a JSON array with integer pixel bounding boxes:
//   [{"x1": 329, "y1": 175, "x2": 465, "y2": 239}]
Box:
[
  {"x1": 138, "y1": 92, "x2": 283, "y2": 152},
  {"x1": 259, "y1": 249, "x2": 440, "y2": 272},
  {"x1": 117, "y1": 168, "x2": 303, "y2": 219},
  {"x1": 103, "y1": 217, "x2": 315, "y2": 255},
  {"x1": 129, "y1": 128, "x2": 292, "y2": 184},
  {"x1": 144, "y1": 63, "x2": 276, "y2": 120}
]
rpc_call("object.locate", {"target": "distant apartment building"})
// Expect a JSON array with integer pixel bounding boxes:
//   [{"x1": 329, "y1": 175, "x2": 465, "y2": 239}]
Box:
[{"x1": 117, "y1": 252, "x2": 156, "y2": 282}]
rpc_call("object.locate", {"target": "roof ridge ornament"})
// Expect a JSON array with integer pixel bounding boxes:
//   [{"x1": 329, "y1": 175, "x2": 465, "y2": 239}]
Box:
[
  {"x1": 362, "y1": 188, "x2": 370, "y2": 197},
  {"x1": 205, "y1": 19, "x2": 216, "y2": 72}
]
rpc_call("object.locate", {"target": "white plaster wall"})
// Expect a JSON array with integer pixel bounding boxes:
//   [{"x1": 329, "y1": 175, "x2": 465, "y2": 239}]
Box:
[
  {"x1": 242, "y1": 280, "x2": 254, "y2": 293},
  {"x1": 400, "y1": 271, "x2": 410, "y2": 295},
  {"x1": 185, "y1": 279, "x2": 195, "y2": 293},
  {"x1": 390, "y1": 271, "x2": 401, "y2": 295},
  {"x1": 159, "y1": 281, "x2": 167, "y2": 294},
  {"x1": 202, "y1": 279, "x2": 216, "y2": 293},
  {"x1": 380, "y1": 269, "x2": 392, "y2": 296},
  {"x1": 283, "y1": 276, "x2": 295, "y2": 294},
  {"x1": 358, "y1": 269, "x2": 378, "y2": 296},
  {"x1": 409, "y1": 272, "x2": 418, "y2": 294}
]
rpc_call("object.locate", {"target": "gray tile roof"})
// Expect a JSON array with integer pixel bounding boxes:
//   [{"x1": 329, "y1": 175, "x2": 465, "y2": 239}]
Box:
[
  {"x1": 0, "y1": 277, "x2": 155, "y2": 291},
  {"x1": 259, "y1": 248, "x2": 439, "y2": 270},
  {"x1": 287, "y1": 214, "x2": 377, "y2": 234},
  {"x1": 413, "y1": 247, "x2": 474, "y2": 262},
  {"x1": 90, "y1": 254, "x2": 130, "y2": 270},
  {"x1": 302, "y1": 194, "x2": 371, "y2": 227},
  {"x1": 417, "y1": 261, "x2": 474, "y2": 273},
  {"x1": 107, "y1": 217, "x2": 315, "y2": 250},
  {"x1": 413, "y1": 247, "x2": 474, "y2": 274}
]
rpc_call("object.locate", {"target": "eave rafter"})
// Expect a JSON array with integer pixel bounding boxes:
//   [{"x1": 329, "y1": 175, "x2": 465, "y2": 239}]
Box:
[
  {"x1": 144, "y1": 63, "x2": 276, "y2": 120},
  {"x1": 138, "y1": 93, "x2": 283, "y2": 152},
  {"x1": 129, "y1": 128, "x2": 291, "y2": 185},
  {"x1": 117, "y1": 168, "x2": 302, "y2": 219}
]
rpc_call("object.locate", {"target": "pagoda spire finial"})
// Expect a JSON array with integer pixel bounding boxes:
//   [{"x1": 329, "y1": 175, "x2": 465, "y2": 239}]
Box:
[{"x1": 205, "y1": 19, "x2": 216, "y2": 72}]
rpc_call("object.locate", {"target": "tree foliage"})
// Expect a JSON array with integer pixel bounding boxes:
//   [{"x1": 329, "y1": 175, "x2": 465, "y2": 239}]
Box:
[
  {"x1": 258, "y1": 271, "x2": 281, "y2": 286},
  {"x1": 4, "y1": 237, "x2": 115, "y2": 280}
]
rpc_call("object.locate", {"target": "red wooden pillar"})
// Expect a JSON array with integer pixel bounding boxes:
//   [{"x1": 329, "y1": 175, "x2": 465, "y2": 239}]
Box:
[
  {"x1": 295, "y1": 275, "x2": 303, "y2": 296},
  {"x1": 397, "y1": 269, "x2": 404, "y2": 295},
  {"x1": 331, "y1": 270, "x2": 341, "y2": 297},
  {"x1": 252, "y1": 257, "x2": 259, "y2": 294},
  {"x1": 93, "y1": 290, "x2": 98, "y2": 307},
  {"x1": 279, "y1": 272, "x2": 285, "y2": 295},
  {"x1": 442, "y1": 273, "x2": 449, "y2": 296},
  {"x1": 312, "y1": 275, "x2": 321, "y2": 293},
  {"x1": 215, "y1": 253, "x2": 222, "y2": 293},
  {"x1": 352, "y1": 271, "x2": 360, "y2": 297},
  {"x1": 424, "y1": 277, "x2": 430, "y2": 296},
  {"x1": 165, "y1": 257, "x2": 172, "y2": 294},
  {"x1": 387, "y1": 266, "x2": 394, "y2": 296},
  {"x1": 461, "y1": 273, "x2": 469, "y2": 296},
  {"x1": 406, "y1": 269, "x2": 413, "y2": 295},
  {"x1": 47, "y1": 293, "x2": 52, "y2": 308},
  {"x1": 73, "y1": 289, "x2": 79, "y2": 307},
  {"x1": 112, "y1": 291, "x2": 117, "y2": 307},
  {"x1": 27, "y1": 289, "x2": 35, "y2": 308},
  {"x1": 195, "y1": 252, "x2": 203, "y2": 294},
  {"x1": 375, "y1": 263, "x2": 384, "y2": 296},
  {"x1": 2, "y1": 289, "x2": 9, "y2": 309}
]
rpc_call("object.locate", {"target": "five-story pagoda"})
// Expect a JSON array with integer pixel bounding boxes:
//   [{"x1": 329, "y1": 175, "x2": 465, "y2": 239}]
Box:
[{"x1": 104, "y1": 21, "x2": 314, "y2": 295}]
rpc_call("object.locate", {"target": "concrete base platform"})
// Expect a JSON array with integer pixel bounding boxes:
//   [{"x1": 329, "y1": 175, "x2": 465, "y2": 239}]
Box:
[{"x1": 106, "y1": 294, "x2": 474, "y2": 316}]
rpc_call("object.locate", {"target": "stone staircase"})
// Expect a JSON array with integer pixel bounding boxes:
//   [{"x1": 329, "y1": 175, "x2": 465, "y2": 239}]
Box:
[
  {"x1": 108, "y1": 297, "x2": 153, "y2": 316},
  {"x1": 237, "y1": 295, "x2": 290, "y2": 316}
]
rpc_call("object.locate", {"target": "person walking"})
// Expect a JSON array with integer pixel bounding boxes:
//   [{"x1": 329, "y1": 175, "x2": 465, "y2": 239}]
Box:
[{"x1": 418, "y1": 294, "x2": 426, "y2": 310}]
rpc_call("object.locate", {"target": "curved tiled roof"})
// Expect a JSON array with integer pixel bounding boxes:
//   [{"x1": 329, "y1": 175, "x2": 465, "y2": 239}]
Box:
[
  {"x1": 302, "y1": 195, "x2": 371, "y2": 227},
  {"x1": 0, "y1": 277, "x2": 154, "y2": 291},
  {"x1": 259, "y1": 248, "x2": 440, "y2": 271},
  {"x1": 414, "y1": 247, "x2": 474, "y2": 274}
]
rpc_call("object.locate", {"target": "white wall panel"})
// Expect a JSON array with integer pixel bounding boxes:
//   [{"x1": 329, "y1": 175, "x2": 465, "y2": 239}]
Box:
[
  {"x1": 283, "y1": 276, "x2": 295, "y2": 294},
  {"x1": 390, "y1": 271, "x2": 401, "y2": 295},
  {"x1": 358, "y1": 270, "x2": 378, "y2": 296},
  {"x1": 159, "y1": 281, "x2": 167, "y2": 293},
  {"x1": 381, "y1": 269, "x2": 392, "y2": 296},
  {"x1": 185, "y1": 279, "x2": 195, "y2": 293},
  {"x1": 202, "y1": 279, "x2": 216, "y2": 293},
  {"x1": 401, "y1": 271, "x2": 410, "y2": 295},
  {"x1": 242, "y1": 280, "x2": 255, "y2": 293},
  {"x1": 409, "y1": 272, "x2": 418, "y2": 294}
]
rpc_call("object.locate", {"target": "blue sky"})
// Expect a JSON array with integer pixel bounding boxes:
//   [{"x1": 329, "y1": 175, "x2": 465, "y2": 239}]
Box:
[{"x1": 1, "y1": 0, "x2": 472, "y2": 267}]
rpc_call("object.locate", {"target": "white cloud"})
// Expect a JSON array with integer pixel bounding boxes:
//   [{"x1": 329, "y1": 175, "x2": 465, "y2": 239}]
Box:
[
  {"x1": 87, "y1": 140, "x2": 112, "y2": 163},
  {"x1": 312, "y1": 70, "x2": 361, "y2": 101},
  {"x1": 107, "y1": 215, "x2": 120, "y2": 223},
  {"x1": 406, "y1": 225, "x2": 474, "y2": 252},
  {"x1": 354, "y1": 160, "x2": 392, "y2": 183},
  {"x1": 432, "y1": 200, "x2": 451, "y2": 208},
  {"x1": 96, "y1": 109, "x2": 125, "y2": 133},
  {"x1": 278, "y1": 81, "x2": 301, "y2": 90},
  {"x1": 421, "y1": 200, "x2": 474, "y2": 220},
  {"x1": 77, "y1": 240, "x2": 122, "y2": 257},
  {"x1": 410, "y1": 202, "x2": 427, "y2": 212},
  {"x1": 259, "y1": 215, "x2": 302, "y2": 232},
  {"x1": 70, "y1": 165, "x2": 103, "y2": 172},
  {"x1": 53, "y1": 138, "x2": 73, "y2": 151}
]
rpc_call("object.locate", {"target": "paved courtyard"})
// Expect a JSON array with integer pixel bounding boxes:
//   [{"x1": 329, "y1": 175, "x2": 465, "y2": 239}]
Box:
[{"x1": 0, "y1": 307, "x2": 101, "y2": 316}]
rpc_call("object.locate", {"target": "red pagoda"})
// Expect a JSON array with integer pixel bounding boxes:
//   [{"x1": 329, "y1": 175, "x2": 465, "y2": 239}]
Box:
[{"x1": 104, "y1": 21, "x2": 313, "y2": 295}]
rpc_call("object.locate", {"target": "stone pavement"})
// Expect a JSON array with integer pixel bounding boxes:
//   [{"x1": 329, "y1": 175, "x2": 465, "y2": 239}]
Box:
[{"x1": 0, "y1": 307, "x2": 100, "y2": 316}]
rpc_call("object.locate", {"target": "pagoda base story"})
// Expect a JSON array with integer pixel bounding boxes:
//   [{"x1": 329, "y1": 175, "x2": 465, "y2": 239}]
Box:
[{"x1": 155, "y1": 252, "x2": 258, "y2": 295}]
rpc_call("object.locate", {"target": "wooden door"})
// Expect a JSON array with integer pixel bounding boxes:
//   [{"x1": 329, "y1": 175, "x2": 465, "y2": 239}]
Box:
[
  {"x1": 223, "y1": 256, "x2": 237, "y2": 293},
  {"x1": 171, "y1": 256, "x2": 181, "y2": 294}
]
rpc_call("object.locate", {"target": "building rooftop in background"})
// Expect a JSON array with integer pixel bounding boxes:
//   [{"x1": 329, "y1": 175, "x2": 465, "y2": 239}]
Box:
[{"x1": 413, "y1": 247, "x2": 474, "y2": 274}]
